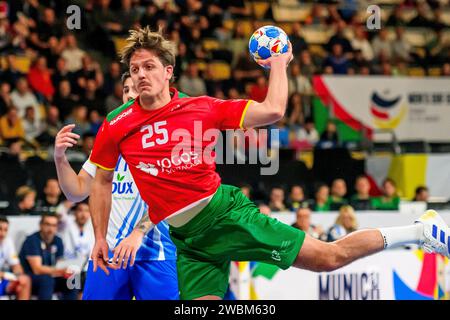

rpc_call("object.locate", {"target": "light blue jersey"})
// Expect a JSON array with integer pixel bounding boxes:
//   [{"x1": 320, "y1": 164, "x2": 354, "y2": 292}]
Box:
[{"x1": 83, "y1": 156, "x2": 176, "y2": 261}]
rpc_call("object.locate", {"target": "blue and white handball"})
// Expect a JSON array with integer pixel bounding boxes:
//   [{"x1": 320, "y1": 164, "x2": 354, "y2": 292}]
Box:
[{"x1": 248, "y1": 25, "x2": 289, "y2": 69}]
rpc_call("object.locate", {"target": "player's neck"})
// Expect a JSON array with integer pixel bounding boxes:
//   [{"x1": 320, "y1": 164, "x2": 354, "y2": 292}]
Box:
[{"x1": 139, "y1": 90, "x2": 172, "y2": 111}]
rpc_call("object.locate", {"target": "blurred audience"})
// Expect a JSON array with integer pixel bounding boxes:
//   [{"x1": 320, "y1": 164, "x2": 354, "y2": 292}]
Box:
[{"x1": 326, "y1": 205, "x2": 358, "y2": 242}]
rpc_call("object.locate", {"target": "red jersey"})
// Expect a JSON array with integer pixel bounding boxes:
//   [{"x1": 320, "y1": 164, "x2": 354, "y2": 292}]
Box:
[{"x1": 90, "y1": 88, "x2": 252, "y2": 224}]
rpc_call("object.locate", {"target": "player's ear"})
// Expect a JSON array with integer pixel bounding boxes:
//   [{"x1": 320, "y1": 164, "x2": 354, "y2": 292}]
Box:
[{"x1": 165, "y1": 65, "x2": 174, "y2": 82}]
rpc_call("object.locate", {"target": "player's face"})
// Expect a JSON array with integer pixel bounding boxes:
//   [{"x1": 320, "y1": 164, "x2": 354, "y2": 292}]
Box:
[
  {"x1": 129, "y1": 49, "x2": 173, "y2": 101},
  {"x1": 122, "y1": 77, "x2": 138, "y2": 104}
]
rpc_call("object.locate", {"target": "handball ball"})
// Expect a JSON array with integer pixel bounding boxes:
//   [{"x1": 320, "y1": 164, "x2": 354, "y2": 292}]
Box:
[{"x1": 248, "y1": 25, "x2": 289, "y2": 69}]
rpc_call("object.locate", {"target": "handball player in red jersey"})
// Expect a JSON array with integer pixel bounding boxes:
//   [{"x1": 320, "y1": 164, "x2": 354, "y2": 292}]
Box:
[{"x1": 89, "y1": 27, "x2": 450, "y2": 300}]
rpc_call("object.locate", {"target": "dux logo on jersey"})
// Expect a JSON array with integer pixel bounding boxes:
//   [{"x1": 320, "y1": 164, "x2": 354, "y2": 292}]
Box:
[{"x1": 136, "y1": 162, "x2": 159, "y2": 176}]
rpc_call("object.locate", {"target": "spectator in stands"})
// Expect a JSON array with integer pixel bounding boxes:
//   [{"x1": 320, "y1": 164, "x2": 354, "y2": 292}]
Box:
[
  {"x1": 295, "y1": 118, "x2": 319, "y2": 147},
  {"x1": 105, "y1": 81, "x2": 123, "y2": 114},
  {"x1": 268, "y1": 186, "x2": 287, "y2": 212},
  {"x1": 35, "y1": 178, "x2": 62, "y2": 215},
  {"x1": 23, "y1": 105, "x2": 44, "y2": 146},
  {"x1": 0, "y1": 216, "x2": 31, "y2": 300},
  {"x1": 58, "y1": 201, "x2": 94, "y2": 262},
  {"x1": 227, "y1": 22, "x2": 249, "y2": 66},
  {"x1": 386, "y1": 5, "x2": 407, "y2": 27},
  {"x1": 372, "y1": 178, "x2": 400, "y2": 210},
  {"x1": 0, "y1": 106, "x2": 25, "y2": 141},
  {"x1": 116, "y1": 0, "x2": 141, "y2": 34},
  {"x1": 7, "y1": 186, "x2": 37, "y2": 216},
  {"x1": 408, "y1": 2, "x2": 433, "y2": 27},
  {"x1": 338, "y1": 0, "x2": 358, "y2": 23},
  {"x1": 351, "y1": 25, "x2": 374, "y2": 62},
  {"x1": 61, "y1": 34, "x2": 86, "y2": 73},
  {"x1": 286, "y1": 92, "x2": 305, "y2": 128},
  {"x1": 442, "y1": 63, "x2": 450, "y2": 76},
  {"x1": 0, "y1": 139, "x2": 29, "y2": 201},
  {"x1": 318, "y1": 120, "x2": 339, "y2": 148},
  {"x1": 286, "y1": 185, "x2": 306, "y2": 212},
  {"x1": 73, "y1": 55, "x2": 104, "y2": 96},
  {"x1": 80, "y1": 79, "x2": 106, "y2": 116},
  {"x1": 63, "y1": 105, "x2": 91, "y2": 138},
  {"x1": 248, "y1": 76, "x2": 269, "y2": 103},
  {"x1": 239, "y1": 183, "x2": 252, "y2": 200},
  {"x1": 0, "y1": 82, "x2": 12, "y2": 116},
  {"x1": 432, "y1": 7, "x2": 449, "y2": 31},
  {"x1": 10, "y1": 77, "x2": 40, "y2": 120},
  {"x1": 327, "y1": 205, "x2": 358, "y2": 242},
  {"x1": 392, "y1": 27, "x2": 412, "y2": 63},
  {"x1": 0, "y1": 55, "x2": 23, "y2": 88},
  {"x1": 305, "y1": 3, "x2": 327, "y2": 25},
  {"x1": 178, "y1": 62, "x2": 207, "y2": 97},
  {"x1": 299, "y1": 50, "x2": 316, "y2": 80},
  {"x1": 288, "y1": 62, "x2": 312, "y2": 97},
  {"x1": 258, "y1": 203, "x2": 271, "y2": 216},
  {"x1": 29, "y1": 7, "x2": 62, "y2": 52},
  {"x1": 312, "y1": 183, "x2": 331, "y2": 212},
  {"x1": 426, "y1": 28, "x2": 450, "y2": 66},
  {"x1": 233, "y1": 51, "x2": 264, "y2": 92},
  {"x1": 350, "y1": 175, "x2": 374, "y2": 210},
  {"x1": 27, "y1": 55, "x2": 55, "y2": 101},
  {"x1": 269, "y1": 117, "x2": 290, "y2": 149},
  {"x1": 19, "y1": 213, "x2": 78, "y2": 300},
  {"x1": 329, "y1": 178, "x2": 348, "y2": 210},
  {"x1": 39, "y1": 105, "x2": 62, "y2": 147},
  {"x1": 372, "y1": 29, "x2": 393, "y2": 62},
  {"x1": 289, "y1": 22, "x2": 308, "y2": 55},
  {"x1": 102, "y1": 61, "x2": 122, "y2": 97},
  {"x1": 53, "y1": 80, "x2": 79, "y2": 122},
  {"x1": 413, "y1": 186, "x2": 429, "y2": 202},
  {"x1": 291, "y1": 207, "x2": 325, "y2": 240},
  {"x1": 51, "y1": 58, "x2": 70, "y2": 92},
  {"x1": 323, "y1": 43, "x2": 350, "y2": 74},
  {"x1": 326, "y1": 20, "x2": 353, "y2": 55}
]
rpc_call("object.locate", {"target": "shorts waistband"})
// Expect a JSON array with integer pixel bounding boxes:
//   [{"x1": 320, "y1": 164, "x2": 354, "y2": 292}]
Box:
[{"x1": 169, "y1": 184, "x2": 236, "y2": 237}]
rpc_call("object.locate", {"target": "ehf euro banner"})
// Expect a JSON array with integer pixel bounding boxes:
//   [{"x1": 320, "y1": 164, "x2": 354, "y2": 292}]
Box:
[{"x1": 313, "y1": 76, "x2": 450, "y2": 142}]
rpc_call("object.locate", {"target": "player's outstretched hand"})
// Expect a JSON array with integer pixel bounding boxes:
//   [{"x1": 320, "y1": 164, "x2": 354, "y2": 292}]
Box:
[
  {"x1": 91, "y1": 238, "x2": 110, "y2": 275},
  {"x1": 54, "y1": 124, "x2": 80, "y2": 158},
  {"x1": 257, "y1": 41, "x2": 293, "y2": 69},
  {"x1": 109, "y1": 229, "x2": 145, "y2": 270}
]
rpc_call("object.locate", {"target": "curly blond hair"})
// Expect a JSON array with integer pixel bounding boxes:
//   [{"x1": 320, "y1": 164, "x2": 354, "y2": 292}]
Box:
[{"x1": 120, "y1": 26, "x2": 176, "y2": 69}]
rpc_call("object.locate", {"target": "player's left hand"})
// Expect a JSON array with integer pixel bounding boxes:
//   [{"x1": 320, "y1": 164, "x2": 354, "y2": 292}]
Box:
[
  {"x1": 109, "y1": 230, "x2": 145, "y2": 270},
  {"x1": 257, "y1": 41, "x2": 293, "y2": 69}
]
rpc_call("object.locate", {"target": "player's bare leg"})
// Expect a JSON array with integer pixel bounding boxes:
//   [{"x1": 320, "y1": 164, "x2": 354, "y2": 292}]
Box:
[
  {"x1": 295, "y1": 209, "x2": 449, "y2": 272},
  {"x1": 294, "y1": 230, "x2": 384, "y2": 271}
]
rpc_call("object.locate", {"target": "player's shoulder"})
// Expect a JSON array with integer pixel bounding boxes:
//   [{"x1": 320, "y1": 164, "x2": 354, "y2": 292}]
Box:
[{"x1": 106, "y1": 99, "x2": 135, "y2": 124}]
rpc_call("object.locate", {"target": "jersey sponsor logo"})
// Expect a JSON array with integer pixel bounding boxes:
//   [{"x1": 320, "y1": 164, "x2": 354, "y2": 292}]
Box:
[
  {"x1": 112, "y1": 181, "x2": 134, "y2": 194},
  {"x1": 110, "y1": 108, "x2": 133, "y2": 125},
  {"x1": 156, "y1": 151, "x2": 201, "y2": 174},
  {"x1": 136, "y1": 162, "x2": 159, "y2": 176}
]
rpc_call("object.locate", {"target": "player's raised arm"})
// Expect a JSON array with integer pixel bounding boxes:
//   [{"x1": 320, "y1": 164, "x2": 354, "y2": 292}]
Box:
[
  {"x1": 242, "y1": 42, "x2": 293, "y2": 129},
  {"x1": 54, "y1": 124, "x2": 94, "y2": 202},
  {"x1": 88, "y1": 119, "x2": 121, "y2": 274}
]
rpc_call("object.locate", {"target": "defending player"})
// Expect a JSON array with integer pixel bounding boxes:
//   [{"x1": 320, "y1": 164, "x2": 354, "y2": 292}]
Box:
[
  {"x1": 54, "y1": 72, "x2": 178, "y2": 300},
  {"x1": 89, "y1": 27, "x2": 450, "y2": 300}
]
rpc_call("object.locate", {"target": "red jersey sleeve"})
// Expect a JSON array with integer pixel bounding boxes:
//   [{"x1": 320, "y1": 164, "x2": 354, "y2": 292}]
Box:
[
  {"x1": 209, "y1": 97, "x2": 253, "y2": 130},
  {"x1": 89, "y1": 120, "x2": 119, "y2": 171}
]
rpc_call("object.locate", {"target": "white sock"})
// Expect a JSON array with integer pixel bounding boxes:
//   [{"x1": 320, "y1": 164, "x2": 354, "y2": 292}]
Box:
[{"x1": 377, "y1": 224, "x2": 424, "y2": 249}]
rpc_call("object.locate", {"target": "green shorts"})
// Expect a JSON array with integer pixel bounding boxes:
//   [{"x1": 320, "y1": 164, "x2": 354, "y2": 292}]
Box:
[{"x1": 169, "y1": 184, "x2": 305, "y2": 300}]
